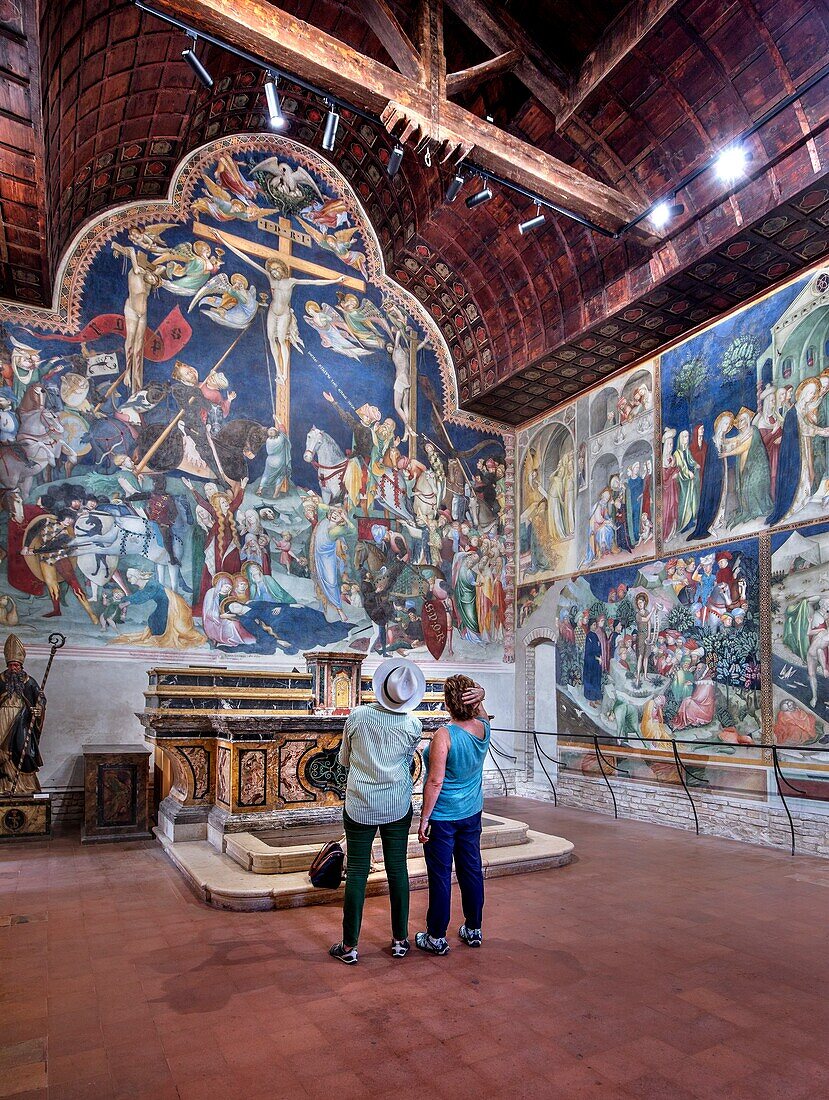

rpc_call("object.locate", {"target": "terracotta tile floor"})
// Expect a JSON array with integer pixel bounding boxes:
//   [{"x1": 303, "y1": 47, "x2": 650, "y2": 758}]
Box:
[{"x1": 2, "y1": 797, "x2": 829, "y2": 1099}]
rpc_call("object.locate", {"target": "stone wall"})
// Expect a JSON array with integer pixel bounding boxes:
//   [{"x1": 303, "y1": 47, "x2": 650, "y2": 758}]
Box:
[{"x1": 517, "y1": 773, "x2": 829, "y2": 858}]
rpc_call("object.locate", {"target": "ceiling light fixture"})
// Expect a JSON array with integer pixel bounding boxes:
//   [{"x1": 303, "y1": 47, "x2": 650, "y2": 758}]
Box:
[
  {"x1": 322, "y1": 102, "x2": 340, "y2": 152},
  {"x1": 387, "y1": 143, "x2": 404, "y2": 179},
  {"x1": 650, "y1": 196, "x2": 685, "y2": 229},
  {"x1": 264, "y1": 74, "x2": 285, "y2": 129},
  {"x1": 466, "y1": 184, "x2": 492, "y2": 209},
  {"x1": 181, "y1": 35, "x2": 213, "y2": 89},
  {"x1": 445, "y1": 172, "x2": 464, "y2": 203},
  {"x1": 715, "y1": 143, "x2": 750, "y2": 185},
  {"x1": 519, "y1": 205, "x2": 546, "y2": 234}
]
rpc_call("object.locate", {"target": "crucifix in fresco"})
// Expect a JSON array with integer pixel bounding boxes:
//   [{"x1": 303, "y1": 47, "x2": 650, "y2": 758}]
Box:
[{"x1": 193, "y1": 219, "x2": 365, "y2": 425}]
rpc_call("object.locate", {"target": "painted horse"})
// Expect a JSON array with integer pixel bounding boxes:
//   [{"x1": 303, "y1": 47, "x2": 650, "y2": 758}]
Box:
[
  {"x1": 303, "y1": 426, "x2": 347, "y2": 504},
  {"x1": 67, "y1": 511, "x2": 180, "y2": 593}
]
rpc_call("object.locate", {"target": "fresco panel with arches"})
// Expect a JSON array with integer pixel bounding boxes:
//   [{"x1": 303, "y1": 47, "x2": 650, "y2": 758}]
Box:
[
  {"x1": 517, "y1": 361, "x2": 656, "y2": 585},
  {"x1": 0, "y1": 135, "x2": 512, "y2": 663}
]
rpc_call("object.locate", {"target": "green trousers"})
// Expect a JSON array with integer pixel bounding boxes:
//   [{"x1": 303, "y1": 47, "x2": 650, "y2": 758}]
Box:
[{"x1": 342, "y1": 806, "x2": 412, "y2": 946}]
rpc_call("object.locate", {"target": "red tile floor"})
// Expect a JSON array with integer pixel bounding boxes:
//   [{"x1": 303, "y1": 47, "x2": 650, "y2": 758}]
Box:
[{"x1": 2, "y1": 796, "x2": 829, "y2": 1100}]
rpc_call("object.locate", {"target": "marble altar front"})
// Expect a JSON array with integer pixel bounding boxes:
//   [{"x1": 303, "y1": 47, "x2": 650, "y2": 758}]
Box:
[{"x1": 140, "y1": 652, "x2": 446, "y2": 849}]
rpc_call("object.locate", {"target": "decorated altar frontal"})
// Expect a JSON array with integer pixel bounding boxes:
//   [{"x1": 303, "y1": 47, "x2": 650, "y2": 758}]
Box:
[
  {"x1": 141, "y1": 650, "x2": 574, "y2": 910},
  {"x1": 141, "y1": 650, "x2": 445, "y2": 848}
]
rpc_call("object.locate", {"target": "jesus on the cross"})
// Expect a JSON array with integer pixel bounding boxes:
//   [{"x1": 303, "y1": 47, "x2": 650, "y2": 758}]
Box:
[
  {"x1": 200, "y1": 221, "x2": 363, "y2": 424},
  {"x1": 225, "y1": 247, "x2": 343, "y2": 381}
]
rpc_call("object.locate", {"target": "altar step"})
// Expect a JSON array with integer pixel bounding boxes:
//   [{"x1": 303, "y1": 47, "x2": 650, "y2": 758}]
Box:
[
  {"x1": 155, "y1": 814, "x2": 574, "y2": 912},
  {"x1": 224, "y1": 811, "x2": 530, "y2": 874}
]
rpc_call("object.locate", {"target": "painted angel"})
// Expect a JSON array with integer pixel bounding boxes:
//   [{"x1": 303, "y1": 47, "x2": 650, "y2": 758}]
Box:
[
  {"x1": 188, "y1": 272, "x2": 260, "y2": 329},
  {"x1": 154, "y1": 240, "x2": 224, "y2": 297},
  {"x1": 213, "y1": 153, "x2": 258, "y2": 202},
  {"x1": 297, "y1": 218, "x2": 368, "y2": 278},
  {"x1": 304, "y1": 300, "x2": 373, "y2": 359},
  {"x1": 301, "y1": 197, "x2": 349, "y2": 230},
  {"x1": 335, "y1": 292, "x2": 393, "y2": 351},
  {"x1": 127, "y1": 223, "x2": 177, "y2": 253},
  {"x1": 193, "y1": 175, "x2": 279, "y2": 223}
]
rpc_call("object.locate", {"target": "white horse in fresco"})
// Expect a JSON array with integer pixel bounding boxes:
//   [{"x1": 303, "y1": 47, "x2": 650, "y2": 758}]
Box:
[
  {"x1": 67, "y1": 511, "x2": 180, "y2": 595},
  {"x1": 303, "y1": 426, "x2": 347, "y2": 504},
  {"x1": 0, "y1": 405, "x2": 74, "y2": 498}
]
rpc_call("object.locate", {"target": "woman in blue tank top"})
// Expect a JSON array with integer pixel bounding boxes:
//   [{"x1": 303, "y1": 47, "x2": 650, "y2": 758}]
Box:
[{"x1": 416, "y1": 674, "x2": 490, "y2": 955}]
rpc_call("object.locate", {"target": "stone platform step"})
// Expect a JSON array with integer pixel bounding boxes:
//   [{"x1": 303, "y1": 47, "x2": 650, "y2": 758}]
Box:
[
  {"x1": 156, "y1": 817, "x2": 574, "y2": 912},
  {"x1": 224, "y1": 812, "x2": 529, "y2": 874}
]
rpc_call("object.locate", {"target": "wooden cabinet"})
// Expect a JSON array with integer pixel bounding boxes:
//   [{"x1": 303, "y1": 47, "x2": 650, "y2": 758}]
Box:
[{"x1": 82, "y1": 744, "x2": 152, "y2": 843}]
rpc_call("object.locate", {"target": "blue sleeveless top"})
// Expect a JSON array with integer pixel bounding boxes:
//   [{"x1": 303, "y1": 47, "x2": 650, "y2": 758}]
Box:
[{"x1": 424, "y1": 718, "x2": 491, "y2": 821}]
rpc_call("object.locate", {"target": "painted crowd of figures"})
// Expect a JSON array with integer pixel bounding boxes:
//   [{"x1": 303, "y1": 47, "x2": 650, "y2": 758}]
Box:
[
  {"x1": 664, "y1": 378, "x2": 829, "y2": 545},
  {"x1": 556, "y1": 545, "x2": 761, "y2": 751},
  {"x1": 0, "y1": 145, "x2": 508, "y2": 659}
]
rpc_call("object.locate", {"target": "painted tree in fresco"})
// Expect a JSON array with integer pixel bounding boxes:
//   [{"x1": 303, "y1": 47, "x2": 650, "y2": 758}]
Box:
[
  {"x1": 673, "y1": 355, "x2": 709, "y2": 420},
  {"x1": 720, "y1": 334, "x2": 761, "y2": 382},
  {"x1": 615, "y1": 596, "x2": 635, "y2": 630}
]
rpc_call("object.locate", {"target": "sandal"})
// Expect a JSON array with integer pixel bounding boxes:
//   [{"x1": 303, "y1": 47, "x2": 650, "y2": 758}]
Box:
[
  {"x1": 415, "y1": 931, "x2": 450, "y2": 956},
  {"x1": 329, "y1": 942, "x2": 358, "y2": 965}
]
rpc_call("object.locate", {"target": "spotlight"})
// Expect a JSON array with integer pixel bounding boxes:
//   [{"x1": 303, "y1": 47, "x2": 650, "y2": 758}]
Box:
[
  {"x1": 182, "y1": 37, "x2": 213, "y2": 90},
  {"x1": 264, "y1": 76, "x2": 285, "y2": 129},
  {"x1": 466, "y1": 184, "x2": 492, "y2": 209},
  {"x1": 445, "y1": 172, "x2": 464, "y2": 203},
  {"x1": 322, "y1": 103, "x2": 340, "y2": 152},
  {"x1": 519, "y1": 205, "x2": 546, "y2": 234},
  {"x1": 650, "y1": 197, "x2": 685, "y2": 229},
  {"x1": 715, "y1": 143, "x2": 750, "y2": 184},
  {"x1": 387, "y1": 143, "x2": 404, "y2": 179}
]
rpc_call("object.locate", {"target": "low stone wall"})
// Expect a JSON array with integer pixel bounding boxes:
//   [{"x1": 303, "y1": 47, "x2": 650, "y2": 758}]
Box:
[{"x1": 517, "y1": 773, "x2": 829, "y2": 858}]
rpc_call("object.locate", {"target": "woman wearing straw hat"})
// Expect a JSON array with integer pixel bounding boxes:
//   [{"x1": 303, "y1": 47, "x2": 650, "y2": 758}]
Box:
[{"x1": 329, "y1": 658, "x2": 426, "y2": 964}]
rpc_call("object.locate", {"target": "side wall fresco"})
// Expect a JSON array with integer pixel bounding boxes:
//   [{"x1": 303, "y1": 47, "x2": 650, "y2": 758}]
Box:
[{"x1": 517, "y1": 264, "x2": 829, "y2": 820}]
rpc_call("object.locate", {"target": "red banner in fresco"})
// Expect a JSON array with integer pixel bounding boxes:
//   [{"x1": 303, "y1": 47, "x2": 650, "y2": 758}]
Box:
[{"x1": 38, "y1": 306, "x2": 192, "y2": 362}]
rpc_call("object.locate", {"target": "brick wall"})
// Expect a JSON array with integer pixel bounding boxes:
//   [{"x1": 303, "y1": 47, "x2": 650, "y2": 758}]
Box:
[{"x1": 517, "y1": 774, "x2": 829, "y2": 858}]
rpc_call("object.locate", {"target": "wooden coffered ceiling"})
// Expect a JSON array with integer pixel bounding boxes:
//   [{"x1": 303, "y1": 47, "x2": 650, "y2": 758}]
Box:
[{"x1": 2, "y1": 0, "x2": 828, "y2": 424}]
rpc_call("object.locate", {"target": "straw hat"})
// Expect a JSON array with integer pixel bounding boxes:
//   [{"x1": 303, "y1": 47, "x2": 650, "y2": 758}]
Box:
[{"x1": 372, "y1": 658, "x2": 426, "y2": 713}]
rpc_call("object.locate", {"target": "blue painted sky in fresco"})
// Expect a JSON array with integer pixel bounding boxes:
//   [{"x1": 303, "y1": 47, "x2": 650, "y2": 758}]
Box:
[{"x1": 661, "y1": 274, "x2": 808, "y2": 441}]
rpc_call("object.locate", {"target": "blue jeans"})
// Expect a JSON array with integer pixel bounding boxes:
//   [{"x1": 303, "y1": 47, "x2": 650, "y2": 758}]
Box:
[{"x1": 423, "y1": 811, "x2": 484, "y2": 938}]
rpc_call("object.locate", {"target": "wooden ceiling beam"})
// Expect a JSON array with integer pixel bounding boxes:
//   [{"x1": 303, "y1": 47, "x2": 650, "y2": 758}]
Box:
[
  {"x1": 443, "y1": 0, "x2": 570, "y2": 116},
  {"x1": 147, "y1": 0, "x2": 649, "y2": 232},
  {"x1": 559, "y1": 0, "x2": 683, "y2": 126},
  {"x1": 446, "y1": 49, "x2": 522, "y2": 96},
  {"x1": 352, "y1": 0, "x2": 422, "y2": 81}
]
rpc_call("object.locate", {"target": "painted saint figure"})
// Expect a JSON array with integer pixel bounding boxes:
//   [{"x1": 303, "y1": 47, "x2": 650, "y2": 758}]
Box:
[
  {"x1": 674, "y1": 429, "x2": 700, "y2": 533},
  {"x1": 583, "y1": 616, "x2": 610, "y2": 707},
  {"x1": 0, "y1": 634, "x2": 45, "y2": 795},
  {"x1": 718, "y1": 408, "x2": 772, "y2": 527},
  {"x1": 688, "y1": 411, "x2": 734, "y2": 541}
]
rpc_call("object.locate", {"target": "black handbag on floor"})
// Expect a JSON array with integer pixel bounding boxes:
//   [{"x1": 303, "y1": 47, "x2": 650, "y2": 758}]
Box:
[{"x1": 309, "y1": 836, "x2": 346, "y2": 889}]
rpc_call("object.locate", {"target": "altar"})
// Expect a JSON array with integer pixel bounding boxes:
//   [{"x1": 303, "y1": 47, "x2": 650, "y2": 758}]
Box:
[{"x1": 141, "y1": 651, "x2": 446, "y2": 849}]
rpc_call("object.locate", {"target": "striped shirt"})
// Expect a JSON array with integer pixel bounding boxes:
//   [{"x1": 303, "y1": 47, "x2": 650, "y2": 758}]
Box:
[{"x1": 338, "y1": 703, "x2": 423, "y2": 825}]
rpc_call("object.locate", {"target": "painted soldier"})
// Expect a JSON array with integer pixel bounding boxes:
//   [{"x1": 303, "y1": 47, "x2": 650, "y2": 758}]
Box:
[
  {"x1": 130, "y1": 474, "x2": 180, "y2": 564},
  {"x1": 0, "y1": 635, "x2": 45, "y2": 795}
]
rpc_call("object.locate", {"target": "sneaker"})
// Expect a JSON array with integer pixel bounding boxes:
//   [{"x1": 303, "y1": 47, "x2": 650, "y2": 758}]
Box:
[
  {"x1": 329, "y1": 942, "x2": 358, "y2": 965},
  {"x1": 459, "y1": 924, "x2": 483, "y2": 948},
  {"x1": 391, "y1": 939, "x2": 410, "y2": 958},
  {"x1": 415, "y1": 931, "x2": 450, "y2": 956}
]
